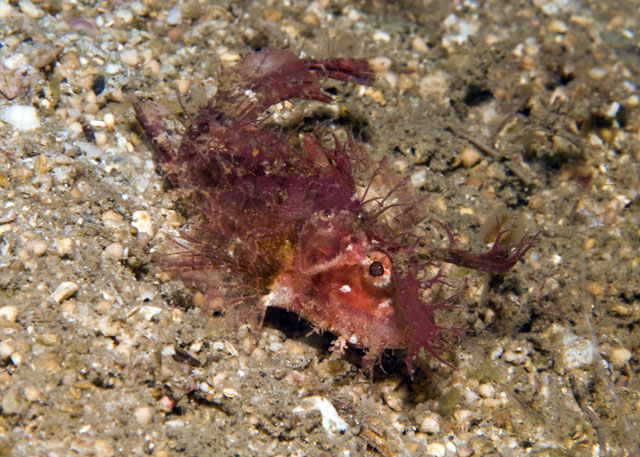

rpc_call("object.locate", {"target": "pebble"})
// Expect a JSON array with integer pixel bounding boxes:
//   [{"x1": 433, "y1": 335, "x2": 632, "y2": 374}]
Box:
[
  {"x1": 120, "y1": 49, "x2": 139, "y2": 66},
  {"x1": 460, "y1": 147, "x2": 481, "y2": 168},
  {"x1": 411, "y1": 169, "x2": 427, "y2": 187},
  {"x1": 51, "y1": 281, "x2": 79, "y2": 304},
  {"x1": 0, "y1": 1, "x2": 13, "y2": 18},
  {"x1": 55, "y1": 237, "x2": 74, "y2": 257},
  {"x1": 425, "y1": 442, "x2": 446, "y2": 457},
  {"x1": 104, "y1": 242, "x2": 124, "y2": 259},
  {"x1": 132, "y1": 211, "x2": 154, "y2": 238},
  {"x1": 103, "y1": 113, "x2": 115, "y2": 131},
  {"x1": 0, "y1": 341, "x2": 14, "y2": 359},
  {"x1": 24, "y1": 386, "x2": 41, "y2": 402},
  {"x1": 419, "y1": 412, "x2": 441, "y2": 434},
  {"x1": 557, "y1": 330, "x2": 594, "y2": 371},
  {"x1": 0, "y1": 306, "x2": 18, "y2": 322},
  {"x1": 477, "y1": 383, "x2": 495, "y2": 398},
  {"x1": 94, "y1": 438, "x2": 115, "y2": 457},
  {"x1": 2, "y1": 389, "x2": 22, "y2": 414},
  {"x1": 411, "y1": 36, "x2": 428, "y2": 53},
  {"x1": 609, "y1": 347, "x2": 632, "y2": 368},
  {"x1": 0, "y1": 105, "x2": 41, "y2": 131},
  {"x1": 134, "y1": 405, "x2": 153, "y2": 425},
  {"x1": 166, "y1": 7, "x2": 181, "y2": 25},
  {"x1": 18, "y1": 0, "x2": 44, "y2": 18},
  {"x1": 369, "y1": 56, "x2": 392, "y2": 73},
  {"x1": 293, "y1": 396, "x2": 348, "y2": 435},
  {"x1": 419, "y1": 71, "x2": 449, "y2": 103},
  {"x1": 27, "y1": 239, "x2": 48, "y2": 257}
]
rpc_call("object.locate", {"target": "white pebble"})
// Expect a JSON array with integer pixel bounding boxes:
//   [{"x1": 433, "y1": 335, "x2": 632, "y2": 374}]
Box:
[
  {"x1": 139, "y1": 305, "x2": 162, "y2": 321},
  {"x1": 411, "y1": 169, "x2": 427, "y2": 187},
  {"x1": 0, "y1": 1, "x2": 14, "y2": 18},
  {"x1": 426, "y1": 442, "x2": 446, "y2": 457},
  {"x1": 132, "y1": 210, "x2": 154, "y2": 237},
  {"x1": 51, "y1": 281, "x2": 78, "y2": 303},
  {"x1": 18, "y1": 0, "x2": 43, "y2": 18},
  {"x1": 24, "y1": 386, "x2": 41, "y2": 402},
  {"x1": 55, "y1": 237, "x2": 74, "y2": 257},
  {"x1": 293, "y1": 396, "x2": 347, "y2": 435},
  {"x1": 0, "y1": 341, "x2": 14, "y2": 358},
  {"x1": 103, "y1": 113, "x2": 115, "y2": 131},
  {"x1": 166, "y1": 8, "x2": 181, "y2": 25},
  {"x1": 0, "y1": 306, "x2": 18, "y2": 322},
  {"x1": 478, "y1": 383, "x2": 495, "y2": 398},
  {"x1": 369, "y1": 56, "x2": 391, "y2": 72},
  {"x1": 134, "y1": 406, "x2": 153, "y2": 425},
  {"x1": 120, "y1": 49, "x2": 139, "y2": 66},
  {"x1": 0, "y1": 105, "x2": 41, "y2": 131},
  {"x1": 559, "y1": 331, "x2": 594, "y2": 371},
  {"x1": 373, "y1": 30, "x2": 391, "y2": 42},
  {"x1": 419, "y1": 412, "x2": 440, "y2": 434}
]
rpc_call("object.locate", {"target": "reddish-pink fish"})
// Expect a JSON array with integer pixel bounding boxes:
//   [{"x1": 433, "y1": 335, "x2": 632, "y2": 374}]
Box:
[{"x1": 133, "y1": 48, "x2": 535, "y2": 374}]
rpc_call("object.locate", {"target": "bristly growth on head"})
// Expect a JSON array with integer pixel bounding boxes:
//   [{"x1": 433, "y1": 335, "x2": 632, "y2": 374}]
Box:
[{"x1": 132, "y1": 48, "x2": 536, "y2": 376}]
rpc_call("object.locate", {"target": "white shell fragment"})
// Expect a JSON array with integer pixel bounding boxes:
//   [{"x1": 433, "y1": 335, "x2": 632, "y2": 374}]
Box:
[
  {"x1": 293, "y1": 396, "x2": 347, "y2": 436},
  {"x1": 0, "y1": 105, "x2": 41, "y2": 131}
]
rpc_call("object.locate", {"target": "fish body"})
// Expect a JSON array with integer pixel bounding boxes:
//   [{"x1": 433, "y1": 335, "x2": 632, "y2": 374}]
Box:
[{"x1": 133, "y1": 48, "x2": 535, "y2": 373}]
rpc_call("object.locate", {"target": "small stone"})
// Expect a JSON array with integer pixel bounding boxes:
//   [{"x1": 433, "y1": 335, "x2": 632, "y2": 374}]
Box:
[
  {"x1": 419, "y1": 71, "x2": 450, "y2": 102},
  {"x1": 0, "y1": 0, "x2": 14, "y2": 18},
  {"x1": 411, "y1": 36, "x2": 428, "y2": 53},
  {"x1": 293, "y1": 396, "x2": 348, "y2": 435},
  {"x1": 453, "y1": 409, "x2": 473, "y2": 425},
  {"x1": 0, "y1": 105, "x2": 41, "y2": 131},
  {"x1": 419, "y1": 412, "x2": 441, "y2": 434},
  {"x1": 24, "y1": 386, "x2": 41, "y2": 402},
  {"x1": 1, "y1": 389, "x2": 22, "y2": 414},
  {"x1": 0, "y1": 306, "x2": 18, "y2": 322},
  {"x1": 558, "y1": 331, "x2": 594, "y2": 371},
  {"x1": 411, "y1": 169, "x2": 427, "y2": 187},
  {"x1": 103, "y1": 113, "x2": 115, "y2": 131},
  {"x1": 55, "y1": 237, "x2": 74, "y2": 257},
  {"x1": 92, "y1": 75, "x2": 106, "y2": 96},
  {"x1": 94, "y1": 438, "x2": 115, "y2": 457},
  {"x1": 132, "y1": 210, "x2": 154, "y2": 237},
  {"x1": 460, "y1": 147, "x2": 481, "y2": 168},
  {"x1": 176, "y1": 79, "x2": 190, "y2": 95},
  {"x1": 609, "y1": 347, "x2": 632, "y2": 368},
  {"x1": 166, "y1": 7, "x2": 181, "y2": 24},
  {"x1": 478, "y1": 383, "x2": 495, "y2": 398},
  {"x1": 134, "y1": 405, "x2": 153, "y2": 425},
  {"x1": 9, "y1": 352, "x2": 22, "y2": 366},
  {"x1": 0, "y1": 341, "x2": 14, "y2": 358},
  {"x1": 220, "y1": 53, "x2": 241, "y2": 62},
  {"x1": 120, "y1": 49, "x2": 139, "y2": 66},
  {"x1": 104, "y1": 242, "x2": 124, "y2": 259},
  {"x1": 426, "y1": 442, "x2": 446, "y2": 457},
  {"x1": 27, "y1": 239, "x2": 48, "y2": 257},
  {"x1": 548, "y1": 19, "x2": 568, "y2": 33},
  {"x1": 51, "y1": 281, "x2": 79, "y2": 303},
  {"x1": 18, "y1": 0, "x2": 44, "y2": 18},
  {"x1": 369, "y1": 56, "x2": 392, "y2": 73},
  {"x1": 95, "y1": 131, "x2": 108, "y2": 147}
]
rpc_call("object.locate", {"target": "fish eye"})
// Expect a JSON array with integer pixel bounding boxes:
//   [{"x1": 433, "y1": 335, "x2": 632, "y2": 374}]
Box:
[
  {"x1": 369, "y1": 261, "x2": 384, "y2": 277},
  {"x1": 361, "y1": 251, "x2": 392, "y2": 289}
]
